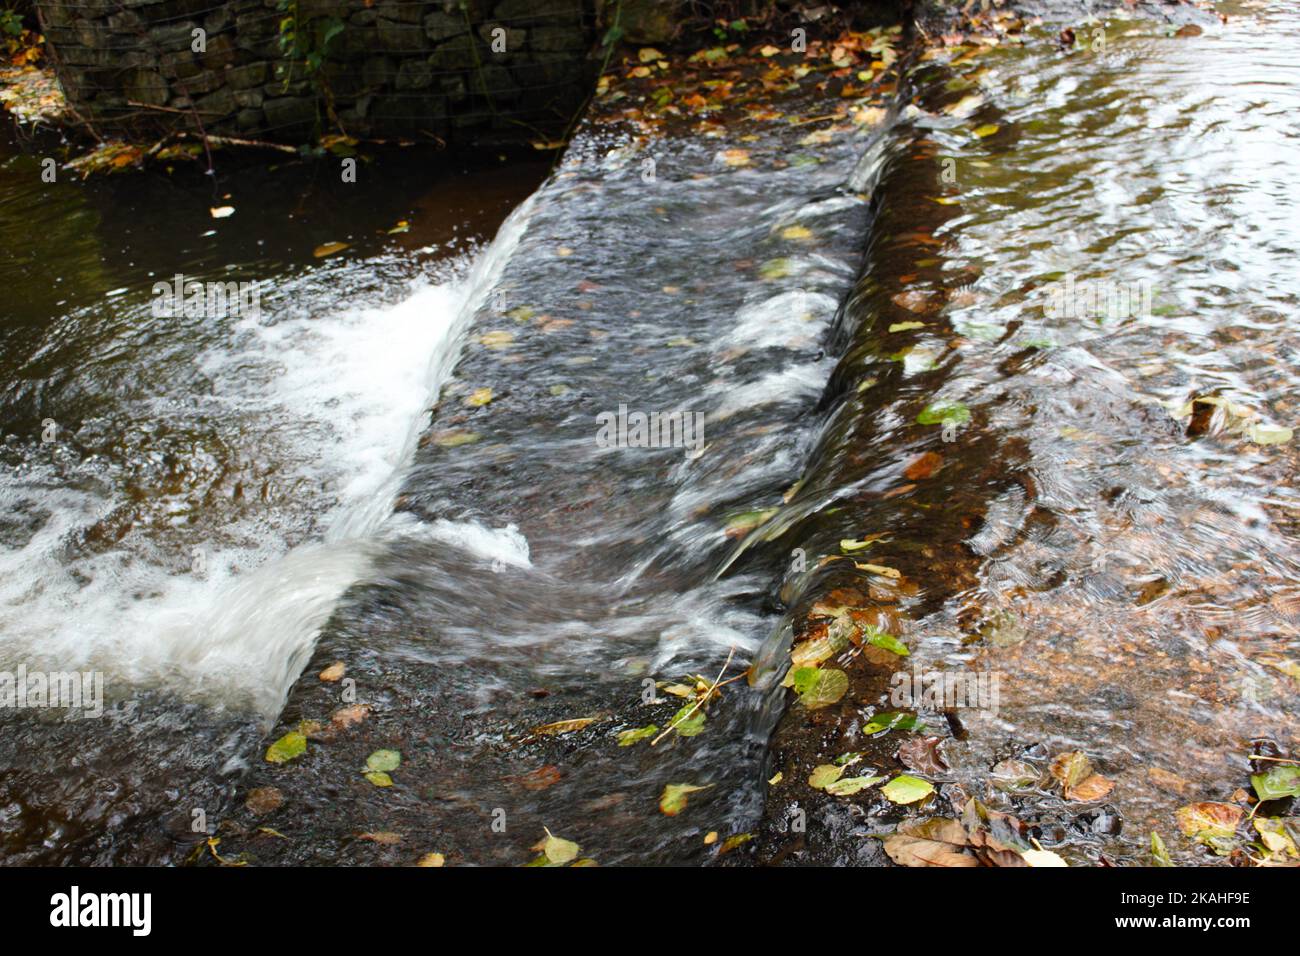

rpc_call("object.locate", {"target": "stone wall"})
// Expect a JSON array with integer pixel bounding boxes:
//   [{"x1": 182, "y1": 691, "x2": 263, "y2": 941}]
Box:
[{"x1": 35, "y1": 0, "x2": 598, "y2": 144}]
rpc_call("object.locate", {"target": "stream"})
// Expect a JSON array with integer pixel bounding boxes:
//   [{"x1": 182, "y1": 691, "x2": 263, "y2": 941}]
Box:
[{"x1": 0, "y1": 1, "x2": 1295, "y2": 866}]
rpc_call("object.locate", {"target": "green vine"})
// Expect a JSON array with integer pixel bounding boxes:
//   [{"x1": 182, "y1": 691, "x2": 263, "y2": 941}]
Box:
[{"x1": 276, "y1": 0, "x2": 345, "y2": 89}]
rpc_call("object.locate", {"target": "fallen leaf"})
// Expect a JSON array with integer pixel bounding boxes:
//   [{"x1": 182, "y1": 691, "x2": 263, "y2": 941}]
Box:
[
  {"x1": 617, "y1": 724, "x2": 658, "y2": 746},
  {"x1": 265, "y1": 731, "x2": 306, "y2": 764},
  {"x1": 1049, "y1": 751, "x2": 1092, "y2": 789},
  {"x1": 882, "y1": 774, "x2": 934, "y2": 805},
  {"x1": 416, "y1": 852, "x2": 445, "y2": 867},
  {"x1": 245, "y1": 787, "x2": 283, "y2": 815},
  {"x1": 898, "y1": 736, "x2": 947, "y2": 775},
  {"x1": 1066, "y1": 773, "x2": 1114, "y2": 802},
  {"x1": 825, "y1": 775, "x2": 884, "y2": 796},
  {"x1": 903, "y1": 452, "x2": 943, "y2": 480},
  {"x1": 313, "y1": 241, "x2": 349, "y2": 258},
  {"x1": 209, "y1": 205, "x2": 235, "y2": 219},
  {"x1": 465, "y1": 387, "x2": 494, "y2": 407},
  {"x1": 318, "y1": 661, "x2": 345, "y2": 682},
  {"x1": 659, "y1": 782, "x2": 711, "y2": 816},
  {"x1": 792, "y1": 666, "x2": 849, "y2": 709},
  {"x1": 531, "y1": 717, "x2": 598, "y2": 736},
  {"x1": 808, "y1": 764, "x2": 845, "y2": 790}
]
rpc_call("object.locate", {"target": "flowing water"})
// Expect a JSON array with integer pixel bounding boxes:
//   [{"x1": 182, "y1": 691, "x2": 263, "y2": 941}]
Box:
[{"x1": 1, "y1": 2, "x2": 1297, "y2": 866}]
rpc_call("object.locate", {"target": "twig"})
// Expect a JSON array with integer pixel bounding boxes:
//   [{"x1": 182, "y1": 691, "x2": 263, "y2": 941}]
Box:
[{"x1": 651, "y1": 646, "x2": 735, "y2": 746}]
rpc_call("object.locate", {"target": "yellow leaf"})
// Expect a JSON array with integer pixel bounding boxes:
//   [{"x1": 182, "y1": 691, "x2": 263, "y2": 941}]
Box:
[
  {"x1": 479, "y1": 330, "x2": 514, "y2": 348},
  {"x1": 638, "y1": 47, "x2": 664, "y2": 63},
  {"x1": 313, "y1": 241, "x2": 349, "y2": 258},
  {"x1": 465, "y1": 387, "x2": 494, "y2": 407},
  {"x1": 781, "y1": 225, "x2": 813, "y2": 240},
  {"x1": 531, "y1": 717, "x2": 598, "y2": 736},
  {"x1": 720, "y1": 148, "x2": 751, "y2": 167}
]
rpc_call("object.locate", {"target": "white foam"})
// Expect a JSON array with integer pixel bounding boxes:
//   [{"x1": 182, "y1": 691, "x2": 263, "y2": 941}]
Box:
[{"x1": 0, "y1": 195, "x2": 540, "y2": 718}]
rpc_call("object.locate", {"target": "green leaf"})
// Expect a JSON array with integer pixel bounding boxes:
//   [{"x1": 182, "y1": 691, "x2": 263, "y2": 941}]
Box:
[
  {"x1": 881, "y1": 775, "x2": 934, "y2": 805},
  {"x1": 792, "y1": 667, "x2": 849, "y2": 709},
  {"x1": 363, "y1": 771, "x2": 393, "y2": 787},
  {"x1": 659, "y1": 783, "x2": 710, "y2": 816},
  {"x1": 917, "y1": 401, "x2": 970, "y2": 426},
  {"x1": 669, "y1": 704, "x2": 706, "y2": 737},
  {"x1": 825, "y1": 775, "x2": 884, "y2": 796},
  {"x1": 862, "y1": 711, "x2": 919, "y2": 734},
  {"x1": 889, "y1": 321, "x2": 927, "y2": 333},
  {"x1": 1251, "y1": 764, "x2": 1300, "y2": 801},
  {"x1": 365, "y1": 749, "x2": 401, "y2": 773},
  {"x1": 862, "y1": 625, "x2": 909, "y2": 656},
  {"x1": 265, "y1": 731, "x2": 307, "y2": 764},
  {"x1": 1151, "y1": 831, "x2": 1173, "y2": 867},
  {"x1": 808, "y1": 764, "x2": 845, "y2": 790},
  {"x1": 617, "y1": 724, "x2": 659, "y2": 746},
  {"x1": 543, "y1": 831, "x2": 580, "y2": 864}
]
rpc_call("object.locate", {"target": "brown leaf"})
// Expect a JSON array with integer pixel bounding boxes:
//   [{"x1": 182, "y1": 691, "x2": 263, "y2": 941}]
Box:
[
  {"x1": 318, "y1": 661, "x2": 345, "y2": 682},
  {"x1": 1066, "y1": 773, "x2": 1115, "y2": 802},
  {"x1": 330, "y1": 704, "x2": 371, "y2": 730},
  {"x1": 358, "y1": 831, "x2": 402, "y2": 845},
  {"x1": 897, "y1": 735, "x2": 948, "y2": 775},
  {"x1": 883, "y1": 834, "x2": 978, "y2": 867},
  {"x1": 244, "y1": 787, "x2": 283, "y2": 815},
  {"x1": 903, "y1": 452, "x2": 943, "y2": 481},
  {"x1": 513, "y1": 765, "x2": 563, "y2": 791},
  {"x1": 1049, "y1": 751, "x2": 1093, "y2": 789}
]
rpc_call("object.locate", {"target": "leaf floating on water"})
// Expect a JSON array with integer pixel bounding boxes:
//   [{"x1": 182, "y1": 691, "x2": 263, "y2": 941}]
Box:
[
  {"x1": 667, "y1": 704, "x2": 706, "y2": 737},
  {"x1": 479, "y1": 330, "x2": 515, "y2": 349},
  {"x1": 417, "y1": 852, "x2": 445, "y2": 867},
  {"x1": 792, "y1": 666, "x2": 849, "y2": 709},
  {"x1": 331, "y1": 703, "x2": 371, "y2": 729},
  {"x1": 659, "y1": 782, "x2": 711, "y2": 816},
  {"x1": 853, "y1": 561, "x2": 901, "y2": 579},
  {"x1": 882, "y1": 774, "x2": 934, "y2": 805},
  {"x1": 825, "y1": 775, "x2": 884, "y2": 796},
  {"x1": 759, "y1": 258, "x2": 792, "y2": 280},
  {"x1": 1251, "y1": 764, "x2": 1300, "y2": 801},
  {"x1": 1245, "y1": 423, "x2": 1293, "y2": 445},
  {"x1": 916, "y1": 401, "x2": 970, "y2": 426},
  {"x1": 318, "y1": 661, "x2": 345, "y2": 682},
  {"x1": 1175, "y1": 801, "x2": 1243, "y2": 854},
  {"x1": 364, "y1": 771, "x2": 393, "y2": 787},
  {"x1": 720, "y1": 833, "x2": 754, "y2": 854},
  {"x1": 991, "y1": 759, "x2": 1040, "y2": 793},
  {"x1": 265, "y1": 731, "x2": 306, "y2": 764},
  {"x1": 617, "y1": 724, "x2": 659, "y2": 746},
  {"x1": 839, "y1": 538, "x2": 876, "y2": 553},
  {"x1": 542, "y1": 829, "x2": 581, "y2": 864},
  {"x1": 897, "y1": 736, "x2": 947, "y2": 775},
  {"x1": 1254, "y1": 817, "x2": 1298, "y2": 858},
  {"x1": 719, "y1": 148, "x2": 751, "y2": 167},
  {"x1": 903, "y1": 451, "x2": 943, "y2": 480},
  {"x1": 781, "y1": 225, "x2": 813, "y2": 240},
  {"x1": 1150, "y1": 831, "x2": 1173, "y2": 867},
  {"x1": 210, "y1": 205, "x2": 235, "y2": 219},
  {"x1": 889, "y1": 321, "x2": 926, "y2": 332},
  {"x1": 972, "y1": 123, "x2": 999, "y2": 139},
  {"x1": 1066, "y1": 773, "x2": 1114, "y2": 802},
  {"x1": 431, "y1": 430, "x2": 480, "y2": 448},
  {"x1": 862, "y1": 625, "x2": 908, "y2": 656},
  {"x1": 724, "y1": 508, "x2": 778, "y2": 537},
  {"x1": 359, "y1": 831, "x2": 401, "y2": 845},
  {"x1": 862, "y1": 710, "x2": 919, "y2": 734},
  {"x1": 1049, "y1": 751, "x2": 1092, "y2": 790},
  {"x1": 531, "y1": 717, "x2": 598, "y2": 736},
  {"x1": 465, "y1": 387, "x2": 494, "y2": 408},
  {"x1": 366, "y1": 749, "x2": 401, "y2": 773},
  {"x1": 313, "y1": 241, "x2": 349, "y2": 258},
  {"x1": 245, "y1": 787, "x2": 283, "y2": 815},
  {"x1": 808, "y1": 764, "x2": 845, "y2": 790}
]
